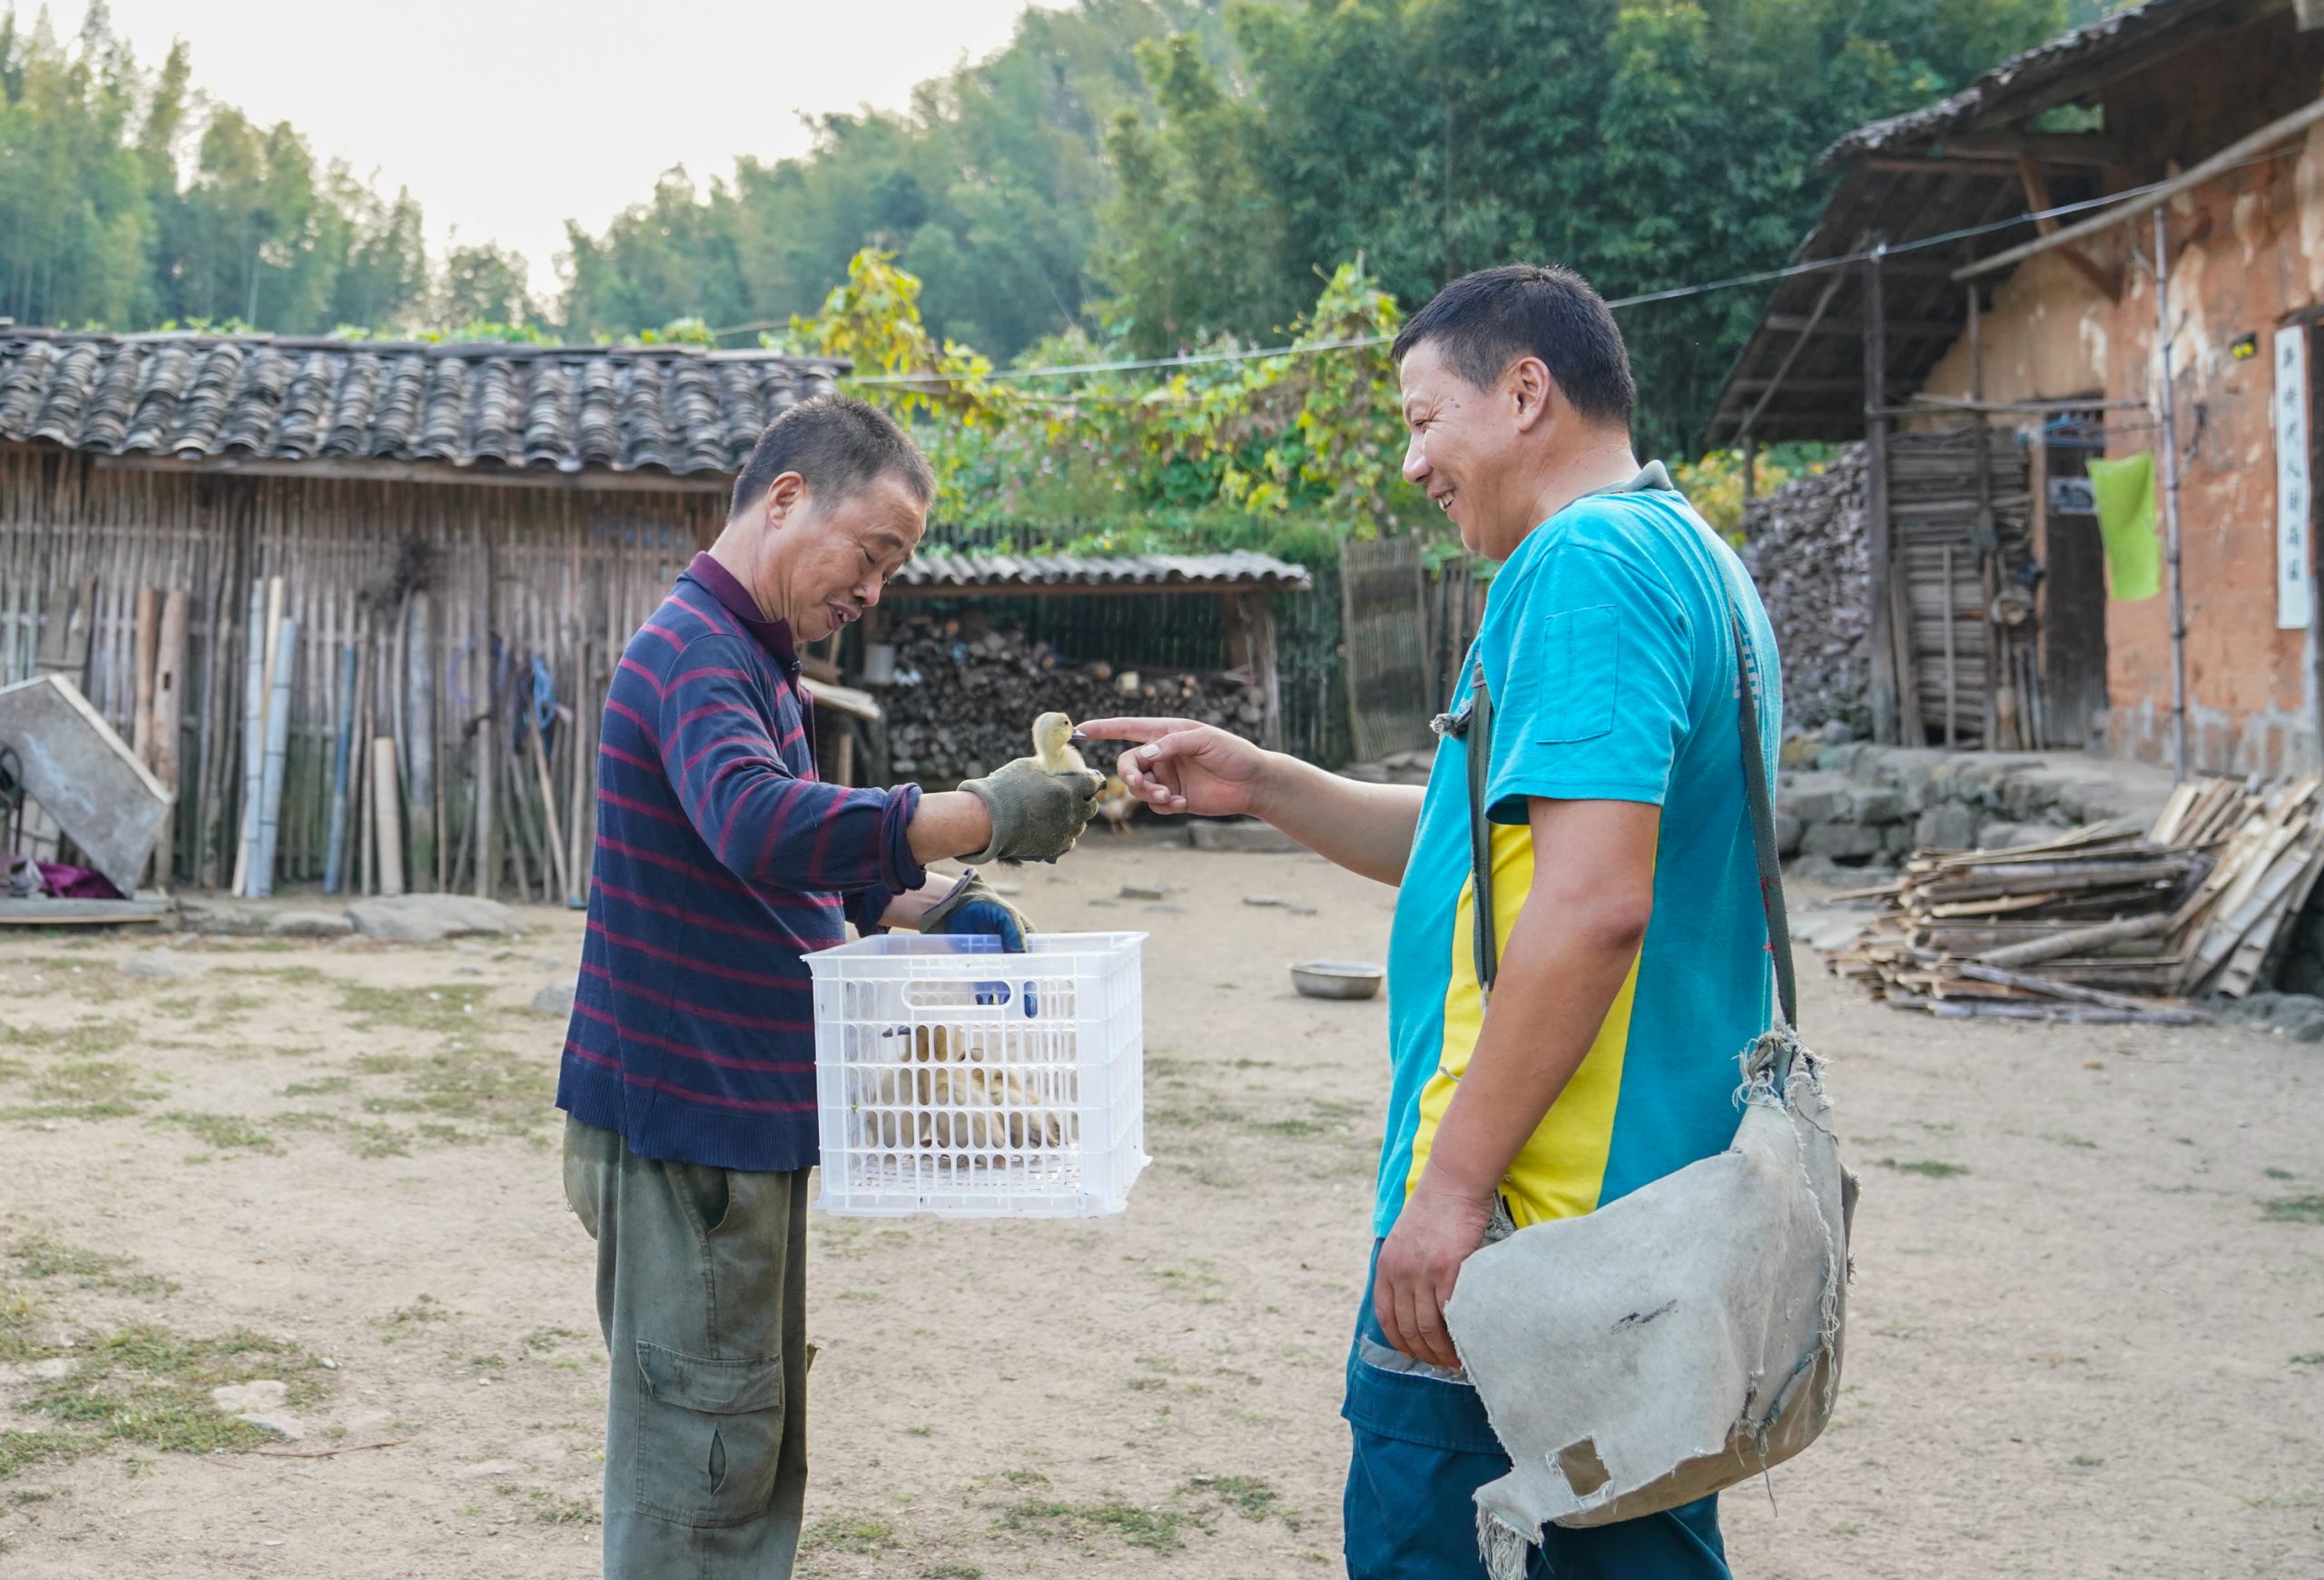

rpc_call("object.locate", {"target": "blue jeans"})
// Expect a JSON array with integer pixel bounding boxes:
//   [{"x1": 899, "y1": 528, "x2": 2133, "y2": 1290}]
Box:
[{"x1": 1342, "y1": 1245, "x2": 1729, "y2": 1580}]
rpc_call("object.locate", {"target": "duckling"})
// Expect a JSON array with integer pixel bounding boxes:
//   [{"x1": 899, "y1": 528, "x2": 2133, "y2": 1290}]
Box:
[
  {"x1": 1098, "y1": 775, "x2": 1136, "y2": 836},
  {"x1": 856, "y1": 1022, "x2": 1071, "y2": 1160},
  {"x1": 1030, "y1": 711, "x2": 1089, "y2": 776}
]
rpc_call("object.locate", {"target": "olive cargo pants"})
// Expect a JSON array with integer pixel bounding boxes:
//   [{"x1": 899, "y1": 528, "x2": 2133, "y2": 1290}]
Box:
[{"x1": 563, "y1": 1115, "x2": 812, "y2": 1580}]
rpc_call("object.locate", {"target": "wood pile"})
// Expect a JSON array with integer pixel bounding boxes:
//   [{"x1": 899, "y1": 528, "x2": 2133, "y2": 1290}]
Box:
[
  {"x1": 881, "y1": 613, "x2": 1267, "y2": 786},
  {"x1": 1828, "y1": 775, "x2": 2324, "y2": 1023},
  {"x1": 1739, "y1": 446, "x2": 1872, "y2": 735}
]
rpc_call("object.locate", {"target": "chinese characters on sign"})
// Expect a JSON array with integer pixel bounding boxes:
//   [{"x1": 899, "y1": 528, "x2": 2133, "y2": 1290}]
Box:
[{"x1": 2279, "y1": 326, "x2": 2313, "y2": 631}]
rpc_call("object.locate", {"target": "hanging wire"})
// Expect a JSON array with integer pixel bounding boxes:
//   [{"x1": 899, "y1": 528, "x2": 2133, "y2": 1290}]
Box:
[{"x1": 842, "y1": 146, "x2": 2295, "y2": 390}]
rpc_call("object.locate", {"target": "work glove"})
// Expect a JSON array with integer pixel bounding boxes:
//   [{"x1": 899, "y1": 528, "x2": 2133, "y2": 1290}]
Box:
[
  {"x1": 959, "y1": 755, "x2": 1105, "y2": 864},
  {"x1": 920, "y1": 870, "x2": 1035, "y2": 952}
]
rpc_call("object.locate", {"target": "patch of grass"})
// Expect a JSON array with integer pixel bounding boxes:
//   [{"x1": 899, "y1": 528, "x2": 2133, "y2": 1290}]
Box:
[
  {"x1": 1127, "y1": 1377, "x2": 1167, "y2": 1392},
  {"x1": 1878, "y1": 1158, "x2": 1969, "y2": 1180},
  {"x1": 270, "y1": 1111, "x2": 411, "y2": 1158},
  {"x1": 7, "y1": 1237, "x2": 174, "y2": 1298},
  {"x1": 833, "y1": 1289, "x2": 882, "y2": 1304},
  {"x1": 2239, "y1": 1487, "x2": 2320, "y2": 1511},
  {"x1": 28, "y1": 1060, "x2": 154, "y2": 1107},
  {"x1": 25, "y1": 1323, "x2": 321, "y2": 1460},
  {"x1": 992, "y1": 1496, "x2": 1199, "y2": 1553},
  {"x1": 375, "y1": 1295, "x2": 450, "y2": 1342},
  {"x1": 2069, "y1": 1454, "x2": 2104, "y2": 1467},
  {"x1": 1184, "y1": 1475, "x2": 1279, "y2": 1519},
  {"x1": 922, "y1": 1565, "x2": 983, "y2": 1580},
  {"x1": 2043, "y1": 1132, "x2": 2098, "y2": 1150},
  {"x1": 1133, "y1": 1355, "x2": 1178, "y2": 1373},
  {"x1": 222, "y1": 965, "x2": 324, "y2": 988},
  {"x1": 0, "y1": 1289, "x2": 50, "y2": 1363},
  {"x1": 2263, "y1": 1195, "x2": 2324, "y2": 1226},
  {"x1": 204, "y1": 991, "x2": 266, "y2": 1018},
  {"x1": 153, "y1": 1111, "x2": 278, "y2": 1153},
  {"x1": 904, "y1": 1425, "x2": 934, "y2": 1437},
  {"x1": 352, "y1": 1036, "x2": 552, "y2": 1134},
  {"x1": 0, "y1": 1100, "x2": 142, "y2": 1125},
  {"x1": 521, "y1": 1326, "x2": 585, "y2": 1356},
  {"x1": 149, "y1": 995, "x2": 201, "y2": 1019},
  {"x1": 2263, "y1": 1167, "x2": 2296, "y2": 1180},
  {"x1": 338, "y1": 983, "x2": 495, "y2": 1035},
  {"x1": 804, "y1": 1514, "x2": 898, "y2": 1555},
  {"x1": 2291, "y1": 1354, "x2": 2324, "y2": 1367},
  {"x1": 0, "y1": 1428, "x2": 93, "y2": 1481},
  {"x1": 468, "y1": 1354, "x2": 506, "y2": 1369},
  {"x1": 524, "y1": 1488, "x2": 597, "y2": 1526},
  {"x1": 280, "y1": 1077, "x2": 353, "y2": 1098}
]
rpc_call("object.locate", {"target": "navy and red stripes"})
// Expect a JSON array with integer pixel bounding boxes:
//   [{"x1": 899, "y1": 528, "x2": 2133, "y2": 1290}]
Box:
[{"x1": 555, "y1": 554, "x2": 924, "y2": 1171}]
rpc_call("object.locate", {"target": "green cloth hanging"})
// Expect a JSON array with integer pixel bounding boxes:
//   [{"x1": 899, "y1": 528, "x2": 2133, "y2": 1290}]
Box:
[{"x1": 2086, "y1": 451, "x2": 2162, "y2": 602}]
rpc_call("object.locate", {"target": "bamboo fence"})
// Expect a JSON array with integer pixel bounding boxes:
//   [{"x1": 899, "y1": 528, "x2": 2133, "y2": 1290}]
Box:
[{"x1": 1, "y1": 446, "x2": 721, "y2": 902}]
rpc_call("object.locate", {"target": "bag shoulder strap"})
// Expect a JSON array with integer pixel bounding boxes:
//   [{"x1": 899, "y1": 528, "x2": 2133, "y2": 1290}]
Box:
[
  {"x1": 1466, "y1": 661, "x2": 1499, "y2": 996},
  {"x1": 1459, "y1": 596, "x2": 1797, "y2": 1031}
]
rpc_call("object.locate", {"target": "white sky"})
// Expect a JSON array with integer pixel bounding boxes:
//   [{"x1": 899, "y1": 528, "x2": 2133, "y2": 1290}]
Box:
[{"x1": 73, "y1": 1, "x2": 1069, "y2": 301}]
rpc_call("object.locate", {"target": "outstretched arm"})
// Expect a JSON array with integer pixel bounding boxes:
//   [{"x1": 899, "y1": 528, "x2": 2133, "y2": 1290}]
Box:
[{"x1": 1078, "y1": 717, "x2": 1423, "y2": 886}]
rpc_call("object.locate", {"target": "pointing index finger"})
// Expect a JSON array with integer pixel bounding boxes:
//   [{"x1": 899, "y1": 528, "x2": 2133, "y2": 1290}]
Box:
[{"x1": 1073, "y1": 716, "x2": 1183, "y2": 744}]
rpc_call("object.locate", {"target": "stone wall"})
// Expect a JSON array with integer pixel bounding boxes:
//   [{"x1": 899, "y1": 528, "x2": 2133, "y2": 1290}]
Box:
[{"x1": 1776, "y1": 741, "x2": 2180, "y2": 879}]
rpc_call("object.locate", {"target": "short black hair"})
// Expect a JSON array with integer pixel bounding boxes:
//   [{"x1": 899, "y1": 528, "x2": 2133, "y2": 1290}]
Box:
[
  {"x1": 729, "y1": 394, "x2": 935, "y2": 520},
  {"x1": 1390, "y1": 264, "x2": 1635, "y2": 425}
]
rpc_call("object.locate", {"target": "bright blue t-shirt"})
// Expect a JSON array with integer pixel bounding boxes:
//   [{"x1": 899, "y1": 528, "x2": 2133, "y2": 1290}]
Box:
[{"x1": 1374, "y1": 463, "x2": 1782, "y2": 1239}]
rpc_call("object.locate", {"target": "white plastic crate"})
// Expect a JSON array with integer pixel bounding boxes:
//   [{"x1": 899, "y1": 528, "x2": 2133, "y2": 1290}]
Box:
[{"x1": 806, "y1": 931, "x2": 1147, "y2": 1217}]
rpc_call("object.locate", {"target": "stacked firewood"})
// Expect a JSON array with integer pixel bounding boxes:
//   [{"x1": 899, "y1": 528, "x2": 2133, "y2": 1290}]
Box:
[
  {"x1": 1738, "y1": 447, "x2": 1872, "y2": 735},
  {"x1": 879, "y1": 614, "x2": 1267, "y2": 786},
  {"x1": 1828, "y1": 775, "x2": 2324, "y2": 1023}
]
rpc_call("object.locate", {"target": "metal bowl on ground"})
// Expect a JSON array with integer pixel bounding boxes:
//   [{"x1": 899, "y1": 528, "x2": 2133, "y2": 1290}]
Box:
[{"x1": 1291, "y1": 960, "x2": 1385, "y2": 1000}]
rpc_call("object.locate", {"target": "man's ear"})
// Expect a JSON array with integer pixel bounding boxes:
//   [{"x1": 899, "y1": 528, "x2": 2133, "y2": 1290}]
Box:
[
  {"x1": 1507, "y1": 356, "x2": 1559, "y2": 434},
  {"x1": 763, "y1": 470, "x2": 808, "y2": 530}
]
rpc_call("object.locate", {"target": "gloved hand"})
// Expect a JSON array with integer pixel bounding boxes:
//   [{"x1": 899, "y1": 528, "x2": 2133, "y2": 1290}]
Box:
[
  {"x1": 958, "y1": 755, "x2": 1105, "y2": 864},
  {"x1": 920, "y1": 871, "x2": 1035, "y2": 952}
]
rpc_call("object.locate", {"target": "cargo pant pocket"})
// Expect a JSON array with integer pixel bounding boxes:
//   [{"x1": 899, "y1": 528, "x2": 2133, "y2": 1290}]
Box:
[{"x1": 631, "y1": 1340, "x2": 787, "y2": 1528}]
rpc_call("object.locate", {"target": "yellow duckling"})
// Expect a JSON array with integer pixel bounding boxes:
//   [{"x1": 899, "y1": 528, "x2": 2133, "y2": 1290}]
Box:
[{"x1": 1030, "y1": 711, "x2": 1088, "y2": 776}]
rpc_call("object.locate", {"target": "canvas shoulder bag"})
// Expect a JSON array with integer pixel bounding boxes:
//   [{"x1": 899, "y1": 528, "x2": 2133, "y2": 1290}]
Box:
[{"x1": 1442, "y1": 591, "x2": 1857, "y2": 1578}]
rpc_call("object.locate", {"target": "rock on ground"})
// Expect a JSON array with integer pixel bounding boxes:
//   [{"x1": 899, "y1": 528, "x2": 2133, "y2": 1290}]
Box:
[
  {"x1": 529, "y1": 982, "x2": 576, "y2": 1019},
  {"x1": 345, "y1": 895, "x2": 524, "y2": 944},
  {"x1": 269, "y1": 910, "x2": 354, "y2": 939},
  {"x1": 174, "y1": 896, "x2": 270, "y2": 936}
]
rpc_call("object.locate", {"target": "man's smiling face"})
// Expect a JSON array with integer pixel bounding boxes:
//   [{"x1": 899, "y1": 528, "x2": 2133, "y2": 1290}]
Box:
[
  {"x1": 1399, "y1": 339, "x2": 1519, "y2": 559},
  {"x1": 749, "y1": 471, "x2": 926, "y2": 642}
]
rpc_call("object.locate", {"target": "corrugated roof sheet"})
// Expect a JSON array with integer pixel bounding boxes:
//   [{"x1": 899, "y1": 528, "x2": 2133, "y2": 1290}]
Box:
[
  {"x1": 892, "y1": 548, "x2": 1312, "y2": 593},
  {"x1": 0, "y1": 327, "x2": 843, "y2": 478}
]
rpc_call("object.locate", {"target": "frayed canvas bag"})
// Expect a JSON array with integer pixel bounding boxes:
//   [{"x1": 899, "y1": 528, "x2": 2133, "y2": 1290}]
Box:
[{"x1": 1442, "y1": 597, "x2": 1856, "y2": 1578}]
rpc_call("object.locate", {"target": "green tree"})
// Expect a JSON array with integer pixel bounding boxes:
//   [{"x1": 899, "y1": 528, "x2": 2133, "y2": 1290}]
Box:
[
  {"x1": 438, "y1": 238, "x2": 536, "y2": 330},
  {"x1": 0, "y1": 5, "x2": 155, "y2": 326}
]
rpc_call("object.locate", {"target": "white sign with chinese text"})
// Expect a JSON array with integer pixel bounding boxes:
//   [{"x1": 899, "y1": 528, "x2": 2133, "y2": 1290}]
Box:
[{"x1": 2279, "y1": 325, "x2": 2313, "y2": 630}]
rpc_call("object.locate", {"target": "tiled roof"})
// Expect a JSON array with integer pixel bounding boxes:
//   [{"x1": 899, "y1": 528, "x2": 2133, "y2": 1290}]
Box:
[
  {"x1": 891, "y1": 548, "x2": 1312, "y2": 594},
  {"x1": 0, "y1": 327, "x2": 843, "y2": 478},
  {"x1": 1824, "y1": 0, "x2": 2227, "y2": 163}
]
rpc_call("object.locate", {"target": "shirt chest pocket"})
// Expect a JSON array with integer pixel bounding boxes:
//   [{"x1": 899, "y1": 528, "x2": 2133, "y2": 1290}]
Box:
[{"x1": 1508, "y1": 603, "x2": 1620, "y2": 745}]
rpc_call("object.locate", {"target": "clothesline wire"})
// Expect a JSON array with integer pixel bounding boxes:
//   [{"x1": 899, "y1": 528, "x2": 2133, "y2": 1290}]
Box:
[{"x1": 834, "y1": 146, "x2": 2289, "y2": 390}]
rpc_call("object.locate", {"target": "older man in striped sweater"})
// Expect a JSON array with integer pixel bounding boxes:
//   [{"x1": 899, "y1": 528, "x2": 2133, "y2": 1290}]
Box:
[{"x1": 556, "y1": 396, "x2": 1100, "y2": 1580}]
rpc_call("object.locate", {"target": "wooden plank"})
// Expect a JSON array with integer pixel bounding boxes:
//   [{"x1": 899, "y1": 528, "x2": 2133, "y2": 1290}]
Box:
[{"x1": 0, "y1": 896, "x2": 170, "y2": 924}]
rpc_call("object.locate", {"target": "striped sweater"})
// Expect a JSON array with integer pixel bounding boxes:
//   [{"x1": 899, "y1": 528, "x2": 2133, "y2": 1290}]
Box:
[{"x1": 554, "y1": 553, "x2": 924, "y2": 1171}]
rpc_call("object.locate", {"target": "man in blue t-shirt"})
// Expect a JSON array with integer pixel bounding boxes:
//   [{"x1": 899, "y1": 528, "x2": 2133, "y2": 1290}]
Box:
[{"x1": 1086, "y1": 264, "x2": 1777, "y2": 1579}]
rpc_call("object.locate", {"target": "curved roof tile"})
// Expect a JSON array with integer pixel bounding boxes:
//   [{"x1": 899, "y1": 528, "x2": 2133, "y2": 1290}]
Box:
[{"x1": 0, "y1": 328, "x2": 843, "y2": 479}]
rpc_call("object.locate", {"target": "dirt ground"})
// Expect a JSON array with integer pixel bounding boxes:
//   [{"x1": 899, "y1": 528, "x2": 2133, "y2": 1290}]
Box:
[{"x1": 0, "y1": 839, "x2": 2319, "y2": 1579}]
